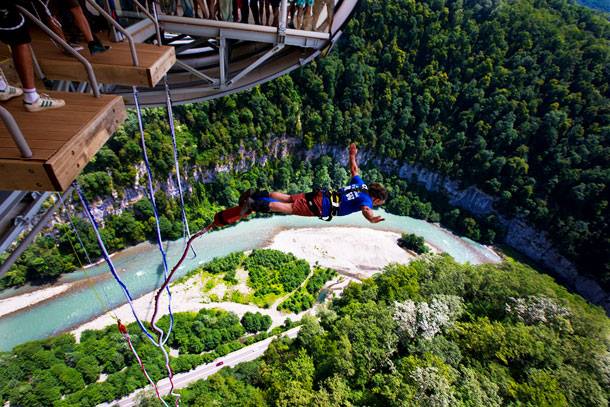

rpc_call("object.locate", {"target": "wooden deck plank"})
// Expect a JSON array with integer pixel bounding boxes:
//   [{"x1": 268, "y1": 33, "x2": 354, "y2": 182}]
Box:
[
  {"x1": 0, "y1": 91, "x2": 126, "y2": 191},
  {"x1": 3, "y1": 31, "x2": 176, "y2": 88}
]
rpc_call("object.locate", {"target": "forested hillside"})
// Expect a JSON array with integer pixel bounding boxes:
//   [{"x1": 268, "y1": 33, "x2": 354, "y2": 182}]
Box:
[
  {"x1": 2, "y1": 0, "x2": 609, "y2": 291},
  {"x1": 578, "y1": 0, "x2": 610, "y2": 13},
  {"x1": 177, "y1": 255, "x2": 610, "y2": 406}
]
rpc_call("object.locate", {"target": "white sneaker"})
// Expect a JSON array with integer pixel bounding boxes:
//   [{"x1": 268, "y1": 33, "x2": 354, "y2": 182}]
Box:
[
  {"x1": 0, "y1": 85, "x2": 23, "y2": 101},
  {"x1": 24, "y1": 94, "x2": 66, "y2": 112}
]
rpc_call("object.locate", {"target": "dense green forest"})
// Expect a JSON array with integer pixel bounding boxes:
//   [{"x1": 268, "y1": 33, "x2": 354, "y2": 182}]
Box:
[
  {"x1": 2, "y1": 0, "x2": 609, "y2": 292},
  {"x1": 0, "y1": 307, "x2": 294, "y2": 407},
  {"x1": 178, "y1": 255, "x2": 610, "y2": 406},
  {"x1": 179, "y1": 249, "x2": 329, "y2": 308}
]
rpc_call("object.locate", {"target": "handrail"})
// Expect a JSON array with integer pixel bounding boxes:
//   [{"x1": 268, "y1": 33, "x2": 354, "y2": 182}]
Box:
[
  {"x1": 15, "y1": 5, "x2": 101, "y2": 97},
  {"x1": 0, "y1": 107, "x2": 31, "y2": 158},
  {"x1": 132, "y1": 0, "x2": 162, "y2": 46},
  {"x1": 84, "y1": 0, "x2": 140, "y2": 66}
]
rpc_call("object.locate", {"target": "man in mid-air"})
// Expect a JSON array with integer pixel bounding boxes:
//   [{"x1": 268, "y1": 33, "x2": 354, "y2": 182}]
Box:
[{"x1": 241, "y1": 143, "x2": 387, "y2": 223}]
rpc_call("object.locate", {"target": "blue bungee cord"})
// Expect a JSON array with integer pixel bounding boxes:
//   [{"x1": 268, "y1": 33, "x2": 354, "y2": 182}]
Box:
[
  {"x1": 75, "y1": 183, "x2": 157, "y2": 343},
  {"x1": 132, "y1": 86, "x2": 175, "y2": 346},
  {"x1": 164, "y1": 79, "x2": 197, "y2": 259},
  {"x1": 132, "y1": 86, "x2": 181, "y2": 405},
  {"x1": 75, "y1": 182, "x2": 179, "y2": 405}
]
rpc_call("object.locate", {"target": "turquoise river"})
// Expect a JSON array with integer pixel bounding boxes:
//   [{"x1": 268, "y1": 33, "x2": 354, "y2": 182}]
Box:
[{"x1": 0, "y1": 211, "x2": 500, "y2": 351}]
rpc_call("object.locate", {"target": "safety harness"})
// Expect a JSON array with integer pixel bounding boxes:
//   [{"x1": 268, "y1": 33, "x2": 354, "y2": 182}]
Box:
[{"x1": 306, "y1": 184, "x2": 369, "y2": 222}]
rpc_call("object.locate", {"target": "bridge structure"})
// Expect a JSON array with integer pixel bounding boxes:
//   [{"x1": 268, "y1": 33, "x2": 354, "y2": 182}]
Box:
[{"x1": 0, "y1": 0, "x2": 358, "y2": 275}]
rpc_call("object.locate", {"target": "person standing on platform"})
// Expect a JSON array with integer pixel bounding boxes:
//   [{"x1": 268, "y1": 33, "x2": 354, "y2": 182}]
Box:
[
  {"x1": 219, "y1": 0, "x2": 232, "y2": 20},
  {"x1": 23, "y1": 0, "x2": 109, "y2": 55},
  {"x1": 0, "y1": 3, "x2": 65, "y2": 112}
]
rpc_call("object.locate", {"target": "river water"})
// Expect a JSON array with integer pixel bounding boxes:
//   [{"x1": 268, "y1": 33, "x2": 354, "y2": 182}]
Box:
[{"x1": 0, "y1": 210, "x2": 500, "y2": 351}]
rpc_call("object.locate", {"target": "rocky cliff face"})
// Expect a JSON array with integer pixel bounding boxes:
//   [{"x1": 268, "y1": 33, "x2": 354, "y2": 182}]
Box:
[{"x1": 86, "y1": 138, "x2": 610, "y2": 313}]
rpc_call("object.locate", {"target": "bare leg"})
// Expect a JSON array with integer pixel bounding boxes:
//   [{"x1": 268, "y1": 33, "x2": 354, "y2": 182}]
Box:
[
  {"x1": 270, "y1": 202, "x2": 294, "y2": 214},
  {"x1": 296, "y1": 7, "x2": 303, "y2": 29},
  {"x1": 289, "y1": 2, "x2": 296, "y2": 27},
  {"x1": 264, "y1": 0, "x2": 271, "y2": 25},
  {"x1": 12, "y1": 44, "x2": 35, "y2": 89},
  {"x1": 69, "y1": 6, "x2": 94, "y2": 42},
  {"x1": 206, "y1": 0, "x2": 215, "y2": 18},
  {"x1": 303, "y1": 4, "x2": 312, "y2": 30},
  {"x1": 269, "y1": 192, "x2": 293, "y2": 203},
  {"x1": 272, "y1": 5, "x2": 279, "y2": 26}
]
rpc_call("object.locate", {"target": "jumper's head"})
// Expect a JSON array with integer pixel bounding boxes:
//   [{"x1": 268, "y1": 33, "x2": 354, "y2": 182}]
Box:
[{"x1": 369, "y1": 183, "x2": 388, "y2": 206}]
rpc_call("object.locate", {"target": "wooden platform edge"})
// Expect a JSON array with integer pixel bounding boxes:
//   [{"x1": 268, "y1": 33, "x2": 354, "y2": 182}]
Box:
[
  {"x1": 0, "y1": 158, "x2": 55, "y2": 190},
  {"x1": 149, "y1": 46, "x2": 177, "y2": 87},
  {"x1": 46, "y1": 95, "x2": 127, "y2": 191}
]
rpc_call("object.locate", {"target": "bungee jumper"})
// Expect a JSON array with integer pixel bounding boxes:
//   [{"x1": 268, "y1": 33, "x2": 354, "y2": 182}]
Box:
[
  {"x1": 149, "y1": 143, "x2": 387, "y2": 334},
  {"x1": 238, "y1": 143, "x2": 387, "y2": 224}
]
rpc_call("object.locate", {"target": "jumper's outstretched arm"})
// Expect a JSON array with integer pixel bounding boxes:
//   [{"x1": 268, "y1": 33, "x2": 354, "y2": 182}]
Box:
[
  {"x1": 362, "y1": 206, "x2": 385, "y2": 223},
  {"x1": 349, "y1": 143, "x2": 359, "y2": 177}
]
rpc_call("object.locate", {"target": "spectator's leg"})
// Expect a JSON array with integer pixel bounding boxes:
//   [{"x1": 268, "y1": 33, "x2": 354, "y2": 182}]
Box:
[
  {"x1": 311, "y1": 0, "x2": 323, "y2": 31},
  {"x1": 206, "y1": 0, "x2": 216, "y2": 18},
  {"x1": 220, "y1": 0, "x2": 233, "y2": 21},
  {"x1": 69, "y1": 5, "x2": 94, "y2": 42},
  {"x1": 296, "y1": 6, "x2": 304, "y2": 28},
  {"x1": 303, "y1": 1, "x2": 312, "y2": 30},
  {"x1": 273, "y1": 4, "x2": 280, "y2": 27},
  {"x1": 233, "y1": 0, "x2": 240, "y2": 21},
  {"x1": 263, "y1": 0, "x2": 271, "y2": 25},
  {"x1": 11, "y1": 44, "x2": 35, "y2": 91},
  {"x1": 288, "y1": 1, "x2": 296, "y2": 28},
  {"x1": 241, "y1": 0, "x2": 250, "y2": 23},
  {"x1": 250, "y1": 0, "x2": 260, "y2": 24},
  {"x1": 318, "y1": 0, "x2": 333, "y2": 32},
  {"x1": 182, "y1": 0, "x2": 195, "y2": 17},
  {"x1": 196, "y1": 0, "x2": 209, "y2": 18}
]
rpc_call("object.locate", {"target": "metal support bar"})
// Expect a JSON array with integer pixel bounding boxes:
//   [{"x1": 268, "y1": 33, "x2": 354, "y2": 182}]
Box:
[
  {"x1": 0, "y1": 192, "x2": 49, "y2": 254},
  {"x1": 84, "y1": 0, "x2": 140, "y2": 66},
  {"x1": 0, "y1": 107, "x2": 31, "y2": 158},
  {"x1": 132, "y1": 0, "x2": 162, "y2": 45},
  {"x1": 16, "y1": 6, "x2": 101, "y2": 97},
  {"x1": 0, "y1": 188, "x2": 72, "y2": 279},
  {"x1": 278, "y1": 0, "x2": 288, "y2": 43},
  {"x1": 174, "y1": 60, "x2": 218, "y2": 85},
  {"x1": 219, "y1": 36, "x2": 228, "y2": 88},
  {"x1": 226, "y1": 43, "x2": 284, "y2": 86}
]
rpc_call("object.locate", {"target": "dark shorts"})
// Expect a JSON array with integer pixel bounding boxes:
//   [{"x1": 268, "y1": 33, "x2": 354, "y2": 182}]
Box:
[
  {"x1": 0, "y1": 6, "x2": 31, "y2": 46},
  {"x1": 290, "y1": 191, "x2": 323, "y2": 217},
  {"x1": 270, "y1": 0, "x2": 281, "y2": 8}
]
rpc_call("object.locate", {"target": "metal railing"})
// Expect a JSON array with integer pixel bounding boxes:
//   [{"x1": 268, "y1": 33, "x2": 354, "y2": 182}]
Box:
[
  {"x1": 132, "y1": 0, "x2": 163, "y2": 45},
  {"x1": 15, "y1": 5, "x2": 101, "y2": 97},
  {"x1": 0, "y1": 107, "x2": 32, "y2": 158},
  {"x1": 84, "y1": 0, "x2": 140, "y2": 66}
]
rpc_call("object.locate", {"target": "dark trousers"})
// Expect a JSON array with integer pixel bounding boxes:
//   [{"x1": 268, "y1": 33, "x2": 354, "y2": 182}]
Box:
[{"x1": 242, "y1": 0, "x2": 258, "y2": 23}]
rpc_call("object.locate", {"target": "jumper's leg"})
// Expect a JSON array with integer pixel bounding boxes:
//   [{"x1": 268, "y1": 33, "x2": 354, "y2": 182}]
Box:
[
  {"x1": 269, "y1": 202, "x2": 294, "y2": 214},
  {"x1": 269, "y1": 192, "x2": 292, "y2": 203}
]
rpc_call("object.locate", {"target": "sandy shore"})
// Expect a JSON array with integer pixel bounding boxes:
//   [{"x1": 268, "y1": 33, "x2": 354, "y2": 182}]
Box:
[
  {"x1": 0, "y1": 283, "x2": 73, "y2": 318},
  {"x1": 70, "y1": 277, "x2": 298, "y2": 341},
  {"x1": 266, "y1": 227, "x2": 415, "y2": 279},
  {"x1": 69, "y1": 226, "x2": 413, "y2": 337}
]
